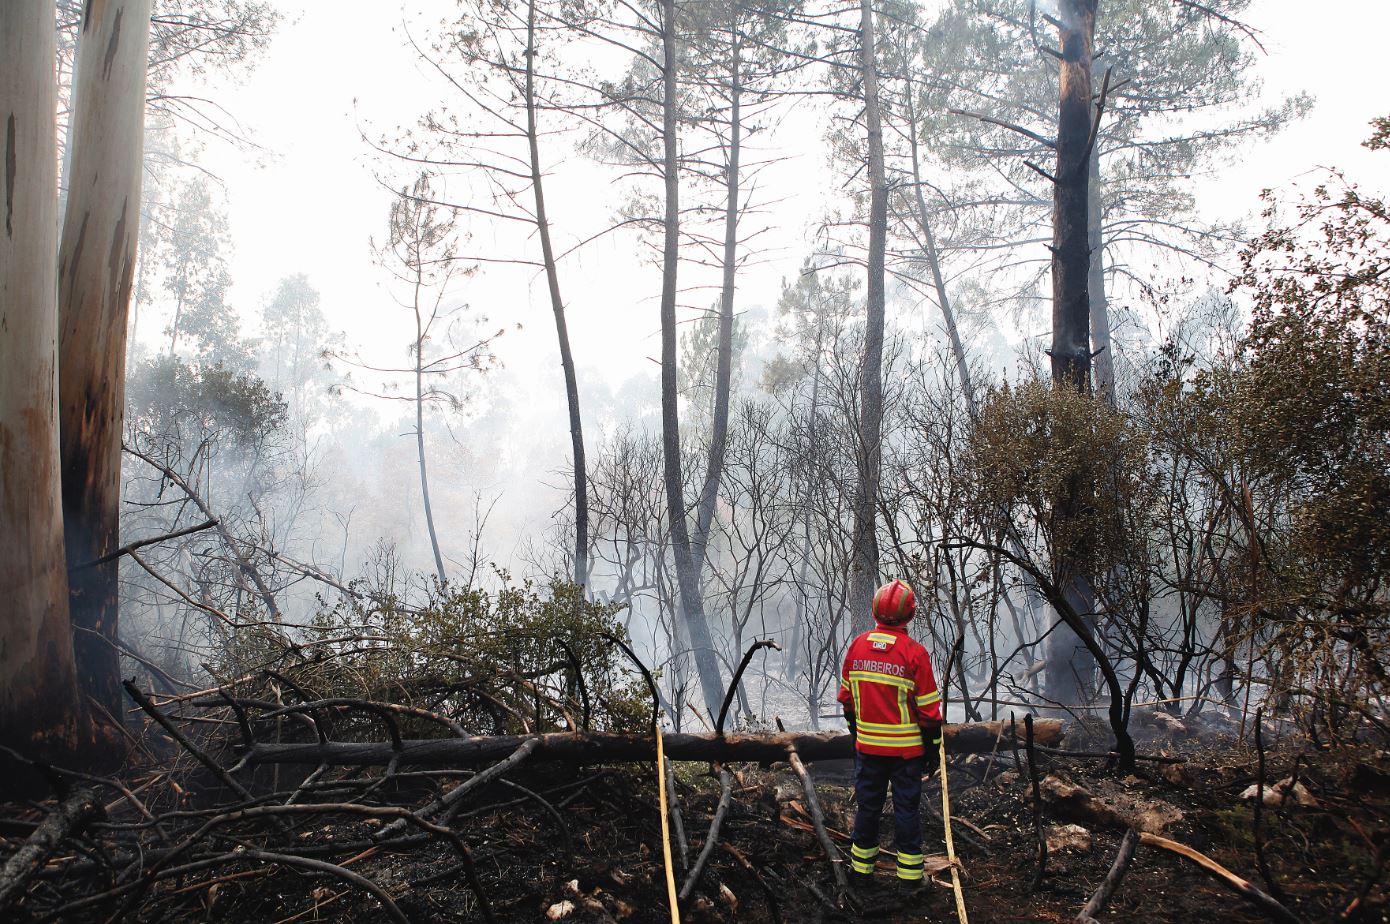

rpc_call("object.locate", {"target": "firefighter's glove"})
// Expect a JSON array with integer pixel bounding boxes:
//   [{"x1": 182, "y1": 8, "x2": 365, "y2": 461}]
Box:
[{"x1": 844, "y1": 710, "x2": 857, "y2": 740}]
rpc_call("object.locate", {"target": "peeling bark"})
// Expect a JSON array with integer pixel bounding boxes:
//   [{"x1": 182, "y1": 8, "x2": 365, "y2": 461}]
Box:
[
  {"x1": 58, "y1": 0, "x2": 153, "y2": 727},
  {"x1": 0, "y1": 0, "x2": 87, "y2": 763}
]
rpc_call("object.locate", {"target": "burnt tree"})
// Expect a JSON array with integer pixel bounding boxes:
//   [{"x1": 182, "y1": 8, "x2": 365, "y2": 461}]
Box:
[
  {"x1": 58, "y1": 0, "x2": 154, "y2": 726},
  {"x1": 1045, "y1": 0, "x2": 1101, "y2": 707}
]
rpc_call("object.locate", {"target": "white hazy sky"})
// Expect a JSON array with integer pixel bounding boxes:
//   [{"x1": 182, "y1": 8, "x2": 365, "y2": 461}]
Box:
[
  {"x1": 169, "y1": 0, "x2": 1390, "y2": 571},
  {"x1": 193, "y1": 0, "x2": 1390, "y2": 370}
]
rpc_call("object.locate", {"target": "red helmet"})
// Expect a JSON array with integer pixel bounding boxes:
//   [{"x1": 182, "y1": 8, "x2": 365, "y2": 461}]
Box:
[{"x1": 872, "y1": 579, "x2": 917, "y2": 625}]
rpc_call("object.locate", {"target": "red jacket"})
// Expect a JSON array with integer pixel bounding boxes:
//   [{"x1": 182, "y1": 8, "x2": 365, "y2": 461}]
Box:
[{"x1": 837, "y1": 623, "x2": 943, "y2": 758}]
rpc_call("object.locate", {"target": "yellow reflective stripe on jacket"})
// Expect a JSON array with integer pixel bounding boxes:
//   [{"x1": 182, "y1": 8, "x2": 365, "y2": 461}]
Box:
[
  {"x1": 856, "y1": 718, "x2": 918, "y2": 732},
  {"x1": 867, "y1": 632, "x2": 897, "y2": 644},
  {"x1": 856, "y1": 730, "x2": 924, "y2": 748},
  {"x1": 916, "y1": 690, "x2": 941, "y2": 706},
  {"x1": 847, "y1": 670, "x2": 913, "y2": 689}
]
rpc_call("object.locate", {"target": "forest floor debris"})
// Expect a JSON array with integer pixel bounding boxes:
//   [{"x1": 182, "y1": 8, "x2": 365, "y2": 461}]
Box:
[{"x1": 3, "y1": 729, "x2": 1388, "y2": 923}]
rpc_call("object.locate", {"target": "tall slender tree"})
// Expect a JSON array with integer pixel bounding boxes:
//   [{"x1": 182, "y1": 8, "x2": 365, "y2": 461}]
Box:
[
  {"x1": 848, "y1": 0, "x2": 890, "y2": 632},
  {"x1": 0, "y1": 0, "x2": 87, "y2": 762},
  {"x1": 657, "y1": 0, "x2": 729, "y2": 719},
  {"x1": 59, "y1": 0, "x2": 155, "y2": 725},
  {"x1": 1045, "y1": 0, "x2": 1101, "y2": 706}
]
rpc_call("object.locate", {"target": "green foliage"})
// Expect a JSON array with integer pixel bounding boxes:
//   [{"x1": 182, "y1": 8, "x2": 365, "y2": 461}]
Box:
[
  {"x1": 126, "y1": 355, "x2": 288, "y2": 457},
  {"x1": 217, "y1": 578, "x2": 648, "y2": 737},
  {"x1": 969, "y1": 378, "x2": 1149, "y2": 578},
  {"x1": 1227, "y1": 157, "x2": 1390, "y2": 608}
]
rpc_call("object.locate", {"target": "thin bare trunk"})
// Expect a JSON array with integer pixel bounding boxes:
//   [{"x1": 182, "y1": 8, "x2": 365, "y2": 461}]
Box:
[
  {"x1": 1088, "y1": 145, "x2": 1114, "y2": 403},
  {"x1": 58, "y1": 0, "x2": 154, "y2": 724},
  {"x1": 415, "y1": 304, "x2": 446, "y2": 584},
  {"x1": 907, "y1": 99, "x2": 976, "y2": 419},
  {"x1": 0, "y1": 0, "x2": 86, "y2": 762},
  {"x1": 693, "y1": 11, "x2": 740, "y2": 560},
  {"x1": 659, "y1": 0, "x2": 725, "y2": 719},
  {"x1": 849, "y1": 0, "x2": 888, "y2": 634},
  {"x1": 526, "y1": 0, "x2": 588, "y2": 587}
]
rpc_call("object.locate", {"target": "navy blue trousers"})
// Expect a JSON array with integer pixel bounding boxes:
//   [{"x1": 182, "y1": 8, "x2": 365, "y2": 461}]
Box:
[{"x1": 851, "y1": 751, "x2": 925, "y2": 860}]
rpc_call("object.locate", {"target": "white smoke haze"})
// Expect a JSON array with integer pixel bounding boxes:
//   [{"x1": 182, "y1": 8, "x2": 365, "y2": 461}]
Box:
[{"x1": 113, "y1": 0, "x2": 1390, "y2": 730}]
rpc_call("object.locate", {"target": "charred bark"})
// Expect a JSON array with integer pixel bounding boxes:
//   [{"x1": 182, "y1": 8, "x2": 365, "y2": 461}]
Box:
[
  {"x1": 241, "y1": 721, "x2": 1065, "y2": 767},
  {"x1": 58, "y1": 0, "x2": 154, "y2": 729},
  {"x1": 1044, "y1": 0, "x2": 1101, "y2": 708}
]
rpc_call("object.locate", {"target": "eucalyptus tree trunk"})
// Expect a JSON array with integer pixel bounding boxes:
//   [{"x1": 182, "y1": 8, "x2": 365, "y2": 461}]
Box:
[
  {"x1": 58, "y1": 0, "x2": 154, "y2": 723},
  {"x1": 526, "y1": 0, "x2": 588, "y2": 588},
  {"x1": 1044, "y1": 0, "x2": 1101, "y2": 709},
  {"x1": 848, "y1": 0, "x2": 889, "y2": 634},
  {"x1": 0, "y1": 0, "x2": 87, "y2": 762},
  {"x1": 659, "y1": 0, "x2": 725, "y2": 720}
]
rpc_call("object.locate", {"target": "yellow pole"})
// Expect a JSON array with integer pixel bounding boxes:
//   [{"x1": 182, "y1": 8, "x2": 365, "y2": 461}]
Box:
[
  {"x1": 940, "y1": 733, "x2": 970, "y2": 924},
  {"x1": 656, "y1": 725, "x2": 681, "y2": 924}
]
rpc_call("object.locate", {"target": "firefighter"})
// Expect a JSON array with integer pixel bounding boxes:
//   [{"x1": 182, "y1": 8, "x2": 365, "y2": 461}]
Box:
[{"x1": 837, "y1": 579, "x2": 943, "y2": 889}]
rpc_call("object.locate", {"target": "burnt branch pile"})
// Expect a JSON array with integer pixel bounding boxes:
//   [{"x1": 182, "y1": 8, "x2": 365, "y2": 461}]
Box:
[{"x1": 0, "y1": 635, "x2": 1063, "y2": 923}]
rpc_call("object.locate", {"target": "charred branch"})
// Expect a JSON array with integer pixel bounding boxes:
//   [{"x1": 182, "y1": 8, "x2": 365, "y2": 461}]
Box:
[{"x1": 240, "y1": 722, "x2": 1065, "y2": 768}]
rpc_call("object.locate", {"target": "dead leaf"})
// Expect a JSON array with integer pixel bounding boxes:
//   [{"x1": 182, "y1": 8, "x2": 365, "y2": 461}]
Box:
[
  {"x1": 1239, "y1": 777, "x2": 1318, "y2": 808},
  {"x1": 546, "y1": 899, "x2": 576, "y2": 920},
  {"x1": 718, "y1": 883, "x2": 738, "y2": 914}
]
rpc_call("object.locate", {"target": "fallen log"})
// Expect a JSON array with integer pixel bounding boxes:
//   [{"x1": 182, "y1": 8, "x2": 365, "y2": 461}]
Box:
[
  {"x1": 0, "y1": 789, "x2": 103, "y2": 914},
  {"x1": 240, "y1": 720, "x2": 1064, "y2": 767}
]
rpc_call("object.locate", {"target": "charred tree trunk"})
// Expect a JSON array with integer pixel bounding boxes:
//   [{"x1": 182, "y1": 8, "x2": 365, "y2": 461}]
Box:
[
  {"x1": 1044, "y1": 0, "x2": 1100, "y2": 708},
  {"x1": 849, "y1": 0, "x2": 888, "y2": 634},
  {"x1": 526, "y1": 0, "x2": 588, "y2": 588},
  {"x1": 0, "y1": 0, "x2": 87, "y2": 763},
  {"x1": 58, "y1": 0, "x2": 153, "y2": 730},
  {"x1": 659, "y1": 0, "x2": 725, "y2": 719}
]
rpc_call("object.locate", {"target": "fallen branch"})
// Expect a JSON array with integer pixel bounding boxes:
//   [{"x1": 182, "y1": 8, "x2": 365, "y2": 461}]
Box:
[
  {"x1": 0, "y1": 789, "x2": 103, "y2": 914},
  {"x1": 679, "y1": 766, "x2": 733, "y2": 901},
  {"x1": 1076, "y1": 828, "x2": 1138, "y2": 923},
  {"x1": 1138, "y1": 832, "x2": 1303, "y2": 924},
  {"x1": 124, "y1": 681, "x2": 253, "y2": 801},
  {"x1": 378, "y1": 736, "x2": 542, "y2": 838},
  {"x1": 1026, "y1": 715, "x2": 1047, "y2": 893},
  {"x1": 69, "y1": 518, "x2": 218, "y2": 571},
  {"x1": 664, "y1": 756, "x2": 689, "y2": 869},
  {"x1": 785, "y1": 739, "x2": 850, "y2": 899},
  {"x1": 241, "y1": 720, "x2": 1065, "y2": 767}
]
